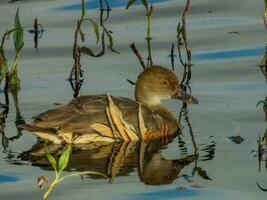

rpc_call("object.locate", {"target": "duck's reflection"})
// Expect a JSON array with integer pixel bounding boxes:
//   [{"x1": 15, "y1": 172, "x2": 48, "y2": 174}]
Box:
[{"x1": 20, "y1": 139, "x2": 197, "y2": 185}]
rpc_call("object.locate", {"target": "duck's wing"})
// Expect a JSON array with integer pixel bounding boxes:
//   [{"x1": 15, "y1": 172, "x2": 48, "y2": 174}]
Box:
[
  {"x1": 24, "y1": 95, "x2": 174, "y2": 143},
  {"x1": 32, "y1": 104, "x2": 82, "y2": 126},
  {"x1": 71, "y1": 95, "x2": 163, "y2": 134}
]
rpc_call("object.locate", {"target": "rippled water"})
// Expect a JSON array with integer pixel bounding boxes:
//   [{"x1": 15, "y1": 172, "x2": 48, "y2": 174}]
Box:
[{"x1": 0, "y1": 0, "x2": 266, "y2": 200}]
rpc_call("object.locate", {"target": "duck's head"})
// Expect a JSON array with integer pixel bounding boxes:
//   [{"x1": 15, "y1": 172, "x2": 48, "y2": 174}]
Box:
[{"x1": 135, "y1": 65, "x2": 198, "y2": 107}]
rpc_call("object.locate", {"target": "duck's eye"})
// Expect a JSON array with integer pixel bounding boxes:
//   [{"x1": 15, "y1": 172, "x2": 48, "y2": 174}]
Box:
[{"x1": 162, "y1": 80, "x2": 170, "y2": 86}]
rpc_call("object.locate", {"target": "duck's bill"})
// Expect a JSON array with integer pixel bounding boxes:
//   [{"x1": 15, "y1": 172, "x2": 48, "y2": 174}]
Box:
[
  {"x1": 171, "y1": 86, "x2": 199, "y2": 104},
  {"x1": 179, "y1": 93, "x2": 199, "y2": 104}
]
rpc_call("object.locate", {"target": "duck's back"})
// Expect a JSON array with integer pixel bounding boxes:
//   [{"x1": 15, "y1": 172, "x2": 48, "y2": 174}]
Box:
[{"x1": 27, "y1": 95, "x2": 178, "y2": 143}]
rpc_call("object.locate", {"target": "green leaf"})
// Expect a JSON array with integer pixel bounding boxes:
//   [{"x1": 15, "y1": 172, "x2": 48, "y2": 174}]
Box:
[
  {"x1": 81, "y1": 46, "x2": 97, "y2": 57},
  {"x1": 13, "y1": 8, "x2": 24, "y2": 52},
  {"x1": 46, "y1": 153, "x2": 58, "y2": 172},
  {"x1": 126, "y1": 0, "x2": 138, "y2": 9},
  {"x1": 1, "y1": 28, "x2": 20, "y2": 47},
  {"x1": 81, "y1": 0, "x2": 86, "y2": 19},
  {"x1": 88, "y1": 19, "x2": 99, "y2": 43},
  {"x1": 58, "y1": 145, "x2": 72, "y2": 173},
  {"x1": 105, "y1": 30, "x2": 120, "y2": 54}
]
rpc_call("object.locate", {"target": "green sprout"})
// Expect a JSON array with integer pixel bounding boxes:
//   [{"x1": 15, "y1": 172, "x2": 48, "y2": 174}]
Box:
[
  {"x1": 39, "y1": 145, "x2": 107, "y2": 200},
  {"x1": 126, "y1": 0, "x2": 154, "y2": 67}
]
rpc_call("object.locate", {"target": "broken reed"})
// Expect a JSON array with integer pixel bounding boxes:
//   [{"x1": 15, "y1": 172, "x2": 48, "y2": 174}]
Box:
[{"x1": 126, "y1": 0, "x2": 153, "y2": 69}]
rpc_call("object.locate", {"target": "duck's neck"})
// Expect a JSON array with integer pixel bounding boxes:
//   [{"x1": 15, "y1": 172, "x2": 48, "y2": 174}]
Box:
[
  {"x1": 135, "y1": 81, "x2": 161, "y2": 108},
  {"x1": 135, "y1": 87, "x2": 178, "y2": 127}
]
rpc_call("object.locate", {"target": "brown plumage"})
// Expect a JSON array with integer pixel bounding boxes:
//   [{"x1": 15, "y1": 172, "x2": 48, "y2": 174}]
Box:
[{"x1": 21, "y1": 65, "x2": 197, "y2": 144}]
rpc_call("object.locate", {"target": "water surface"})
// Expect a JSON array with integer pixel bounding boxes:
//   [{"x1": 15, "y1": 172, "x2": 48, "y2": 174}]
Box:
[{"x1": 0, "y1": 0, "x2": 266, "y2": 200}]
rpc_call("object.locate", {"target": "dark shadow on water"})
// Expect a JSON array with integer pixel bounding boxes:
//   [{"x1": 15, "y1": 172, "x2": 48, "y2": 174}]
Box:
[{"x1": 0, "y1": 175, "x2": 19, "y2": 184}]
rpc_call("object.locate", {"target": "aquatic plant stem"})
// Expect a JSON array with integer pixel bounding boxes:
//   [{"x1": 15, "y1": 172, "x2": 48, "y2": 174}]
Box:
[
  {"x1": 10, "y1": 51, "x2": 19, "y2": 74},
  {"x1": 42, "y1": 171, "x2": 107, "y2": 200},
  {"x1": 264, "y1": 0, "x2": 267, "y2": 30},
  {"x1": 146, "y1": 5, "x2": 153, "y2": 67},
  {"x1": 42, "y1": 174, "x2": 59, "y2": 200},
  {"x1": 177, "y1": 0, "x2": 192, "y2": 86},
  {"x1": 70, "y1": 19, "x2": 83, "y2": 98}
]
